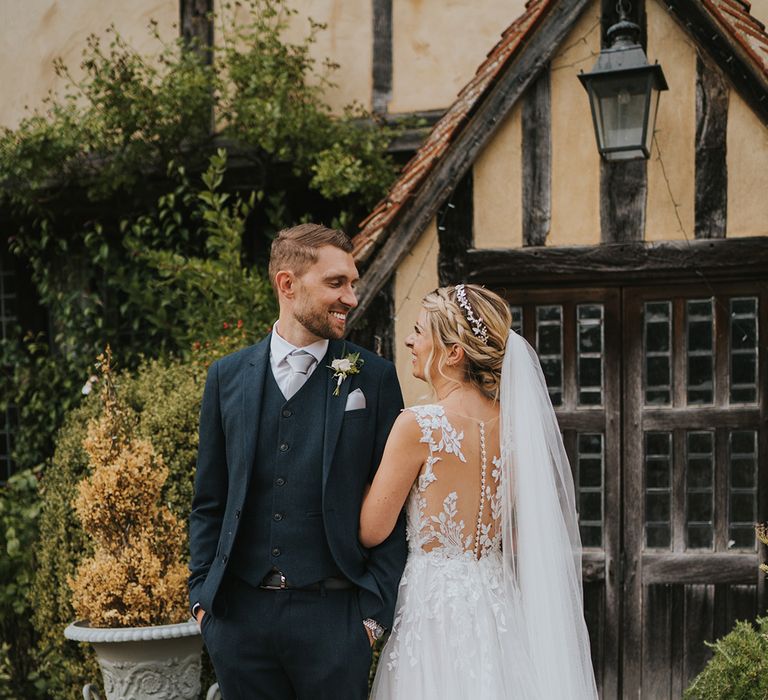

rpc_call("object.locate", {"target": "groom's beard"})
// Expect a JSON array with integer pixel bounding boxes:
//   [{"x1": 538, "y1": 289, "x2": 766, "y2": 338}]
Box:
[{"x1": 293, "y1": 300, "x2": 347, "y2": 340}]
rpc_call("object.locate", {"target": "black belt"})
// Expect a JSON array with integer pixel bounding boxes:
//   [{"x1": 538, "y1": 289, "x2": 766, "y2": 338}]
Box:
[{"x1": 259, "y1": 570, "x2": 354, "y2": 591}]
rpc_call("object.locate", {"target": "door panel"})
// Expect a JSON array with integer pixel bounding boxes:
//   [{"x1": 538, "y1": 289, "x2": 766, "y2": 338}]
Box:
[
  {"x1": 504, "y1": 281, "x2": 767, "y2": 699},
  {"x1": 505, "y1": 289, "x2": 621, "y2": 699},
  {"x1": 623, "y1": 282, "x2": 767, "y2": 699}
]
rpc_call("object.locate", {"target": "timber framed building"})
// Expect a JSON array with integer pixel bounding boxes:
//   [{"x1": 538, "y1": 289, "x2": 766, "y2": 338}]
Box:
[{"x1": 348, "y1": 1, "x2": 768, "y2": 697}]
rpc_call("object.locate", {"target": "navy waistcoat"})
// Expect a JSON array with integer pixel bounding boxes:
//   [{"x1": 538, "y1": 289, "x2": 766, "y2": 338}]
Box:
[{"x1": 228, "y1": 360, "x2": 341, "y2": 587}]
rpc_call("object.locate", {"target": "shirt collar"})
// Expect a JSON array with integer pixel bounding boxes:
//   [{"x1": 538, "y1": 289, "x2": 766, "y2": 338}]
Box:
[{"x1": 270, "y1": 321, "x2": 329, "y2": 366}]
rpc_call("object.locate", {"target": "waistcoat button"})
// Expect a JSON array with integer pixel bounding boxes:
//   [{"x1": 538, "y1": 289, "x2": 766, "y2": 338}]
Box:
[
  {"x1": 275, "y1": 477, "x2": 285, "y2": 487},
  {"x1": 272, "y1": 547, "x2": 281, "y2": 557},
  {"x1": 279, "y1": 443, "x2": 289, "y2": 452},
  {"x1": 273, "y1": 513, "x2": 283, "y2": 521},
  {"x1": 282, "y1": 409, "x2": 293, "y2": 418}
]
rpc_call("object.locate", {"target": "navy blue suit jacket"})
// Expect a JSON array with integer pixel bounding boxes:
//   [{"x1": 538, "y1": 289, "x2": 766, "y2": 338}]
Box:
[{"x1": 188, "y1": 336, "x2": 407, "y2": 628}]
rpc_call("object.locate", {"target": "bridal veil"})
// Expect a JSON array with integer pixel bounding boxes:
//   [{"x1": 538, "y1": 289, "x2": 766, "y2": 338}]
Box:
[{"x1": 500, "y1": 330, "x2": 598, "y2": 699}]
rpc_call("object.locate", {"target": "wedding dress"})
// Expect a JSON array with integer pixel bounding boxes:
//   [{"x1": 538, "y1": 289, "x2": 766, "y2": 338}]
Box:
[{"x1": 370, "y1": 332, "x2": 598, "y2": 700}]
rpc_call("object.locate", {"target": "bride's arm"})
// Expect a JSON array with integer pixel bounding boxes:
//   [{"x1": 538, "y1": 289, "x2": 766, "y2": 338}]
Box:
[{"x1": 359, "y1": 410, "x2": 424, "y2": 548}]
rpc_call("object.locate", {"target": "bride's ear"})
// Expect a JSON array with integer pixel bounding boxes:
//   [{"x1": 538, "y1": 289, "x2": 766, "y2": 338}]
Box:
[{"x1": 444, "y1": 343, "x2": 465, "y2": 367}]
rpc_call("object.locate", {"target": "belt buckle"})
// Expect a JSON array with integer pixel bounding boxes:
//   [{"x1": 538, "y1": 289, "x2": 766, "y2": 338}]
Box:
[{"x1": 261, "y1": 571, "x2": 288, "y2": 590}]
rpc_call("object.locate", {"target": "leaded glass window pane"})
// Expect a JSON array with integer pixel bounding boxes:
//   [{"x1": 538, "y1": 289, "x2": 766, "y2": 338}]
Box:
[
  {"x1": 729, "y1": 429, "x2": 758, "y2": 550},
  {"x1": 645, "y1": 431, "x2": 672, "y2": 549},
  {"x1": 686, "y1": 430, "x2": 714, "y2": 549},
  {"x1": 577, "y1": 304, "x2": 603, "y2": 407},
  {"x1": 644, "y1": 302, "x2": 671, "y2": 405},
  {"x1": 509, "y1": 305, "x2": 523, "y2": 336},
  {"x1": 536, "y1": 305, "x2": 563, "y2": 406},
  {"x1": 730, "y1": 297, "x2": 758, "y2": 405},
  {"x1": 577, "y1": 432, "x2": 603, "y2": 548},
  {"x1": 686, "y1": 299, "x2": 714, "y2": 405}
]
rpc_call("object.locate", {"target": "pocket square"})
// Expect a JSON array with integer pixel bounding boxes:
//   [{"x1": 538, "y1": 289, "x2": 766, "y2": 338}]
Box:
[{"x1": 345, "y1": 388, "x2": 366, "y2": 411}]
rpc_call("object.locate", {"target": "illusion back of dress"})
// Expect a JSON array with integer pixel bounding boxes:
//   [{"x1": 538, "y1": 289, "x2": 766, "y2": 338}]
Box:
[{"x1": 406, "y1": 405, "x2": 502, "y2": 560}]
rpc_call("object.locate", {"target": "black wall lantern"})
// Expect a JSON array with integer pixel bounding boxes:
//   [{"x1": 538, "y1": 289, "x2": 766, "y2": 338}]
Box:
[{"x1": 578, "y1": 3, "x2": 668, "y2": 160}]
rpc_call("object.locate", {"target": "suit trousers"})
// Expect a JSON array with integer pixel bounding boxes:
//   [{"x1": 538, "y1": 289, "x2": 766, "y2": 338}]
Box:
[{"x1": 202, "y1": 575, "x2": 373, "y2": 700}]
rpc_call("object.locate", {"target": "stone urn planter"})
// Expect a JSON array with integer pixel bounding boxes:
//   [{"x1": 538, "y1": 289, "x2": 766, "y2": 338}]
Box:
[{"x1": 64, "y1": 619, "x2": 214, "y2": 700}]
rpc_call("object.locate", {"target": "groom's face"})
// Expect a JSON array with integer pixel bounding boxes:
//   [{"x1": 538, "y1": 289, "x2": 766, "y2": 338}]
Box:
[{"x1": 291, "y1": 245, "x2": 359, "y2": 340}]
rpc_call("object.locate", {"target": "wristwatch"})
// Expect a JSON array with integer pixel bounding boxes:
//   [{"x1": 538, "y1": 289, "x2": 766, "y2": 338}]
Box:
[{"x1": 363, "y1": 618, "x2": 386, "y2": 640}]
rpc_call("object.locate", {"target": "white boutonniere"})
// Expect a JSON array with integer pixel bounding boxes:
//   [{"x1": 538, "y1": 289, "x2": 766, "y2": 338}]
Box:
[{"x1": 329, "y1": 350, "x2": 363, "y2": 396}]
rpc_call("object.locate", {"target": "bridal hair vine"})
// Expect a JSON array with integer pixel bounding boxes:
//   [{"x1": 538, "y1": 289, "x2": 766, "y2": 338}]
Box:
[{"x1": 454, "y1": 284, "x2": 489, "y2": 343}]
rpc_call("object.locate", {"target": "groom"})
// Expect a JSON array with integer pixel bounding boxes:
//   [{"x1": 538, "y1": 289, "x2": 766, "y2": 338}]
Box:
[{"x1": 188, "y1": 223, "x2": 407, "y2": 699}]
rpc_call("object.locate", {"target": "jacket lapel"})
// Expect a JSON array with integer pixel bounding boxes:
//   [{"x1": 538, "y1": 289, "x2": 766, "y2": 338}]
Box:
[
  {"x1": 322, "y1": 339, "x2": 351, "y2": 490},
  {"x1": 242, "y1": 335, "x2": 270, "y2": 489}
]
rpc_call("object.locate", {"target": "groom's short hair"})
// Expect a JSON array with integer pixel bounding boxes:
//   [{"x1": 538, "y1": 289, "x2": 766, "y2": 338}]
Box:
[{"x1": 268, "y1": 223, "x2": 353, "y2": 289}]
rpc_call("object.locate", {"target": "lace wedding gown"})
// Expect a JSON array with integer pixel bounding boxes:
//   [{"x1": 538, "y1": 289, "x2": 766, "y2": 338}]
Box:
[{"x1": 370, "y1": 405, "x2": 541, "y2": 700}]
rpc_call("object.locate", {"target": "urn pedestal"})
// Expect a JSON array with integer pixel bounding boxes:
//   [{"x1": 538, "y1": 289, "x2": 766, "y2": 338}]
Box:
[{"x1": 64, "y1": 620, "x2": 210, "y2": 700}]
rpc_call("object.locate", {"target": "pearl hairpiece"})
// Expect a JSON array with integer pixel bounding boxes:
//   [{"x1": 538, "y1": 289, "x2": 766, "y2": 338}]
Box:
[{"x1": 455, "y1": 284, "x2": 489, "y2": 343}]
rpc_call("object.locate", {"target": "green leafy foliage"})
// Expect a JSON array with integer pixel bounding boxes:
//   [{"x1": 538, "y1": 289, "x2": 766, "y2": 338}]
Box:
[
  {"x1": 0, "y1": 3, "x2": 396, "y2": 695},
  {"x1": 684, "y1": 617, "x2": 768, "y2": 700},
  {"x1": 0, "y1": 469, "x2": 48, "y2": 698},
  {"x1": 32, "y1": 332, "x2": 244, "y2": 699}
]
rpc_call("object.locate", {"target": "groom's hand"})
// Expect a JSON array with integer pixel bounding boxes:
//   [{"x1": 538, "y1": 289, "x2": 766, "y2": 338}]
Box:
[
  {"x1": 364, "y1": 624, "x2": 375, "y2": 647},
  {"x1": 195, "y1": 607, "x2": 206, "y2": 626}
]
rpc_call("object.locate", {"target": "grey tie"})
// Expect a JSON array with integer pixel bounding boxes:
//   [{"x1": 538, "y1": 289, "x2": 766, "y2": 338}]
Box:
[{"x1": 284, "y1": 350, "x2": 317, "y2": 399}]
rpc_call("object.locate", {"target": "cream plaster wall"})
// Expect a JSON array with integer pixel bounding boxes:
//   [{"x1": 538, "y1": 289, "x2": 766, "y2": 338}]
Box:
[
  {"x1": 393, "y1": 218, "x2": 439, "y2": 407},
  {"x1": 389, "y1": 0, "x2": 526, "y2": 114},
  {"x1": 749, "y1": 0, "x2": 768, "y2": 29},
  {"x1": 727, "y1": 91, "x2": 768, "y2": 237},
  {"x1": 0, "y1": 0, "x2": 177, "y2": 130},
  {"x1": 645, "y1": 0, "x2": 696, "y2": 242},
  {"x1": 548, "y1": 2, "x2": 602, "y2": 247},
  {"x1": 278, "y1": 0, "x2": 373, "y2": 113},
  {"x1": 473, "y1": 103, "x2": 523, "y2": 250}
]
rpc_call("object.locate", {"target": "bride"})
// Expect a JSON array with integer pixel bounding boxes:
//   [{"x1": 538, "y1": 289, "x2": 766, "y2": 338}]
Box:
[{"x1": 360, "y1": 284, "x2": 598, "y2": 699}]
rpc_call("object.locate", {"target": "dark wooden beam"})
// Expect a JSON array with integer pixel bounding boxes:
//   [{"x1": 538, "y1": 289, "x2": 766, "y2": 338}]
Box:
[
  {"x1": 600, "y1": 160, "x2": 647, "y2": 242},
  {"x1": 180, "y1": 0, "x2": 213, "y2": 63},
  {"x1": 348, "y1": 277, "x2": 395, "y2": 360},
  {"x1": 695, "y1": 55, "x2": 729, "y2": 239},
  {"x1": 642, "y1": 553, "x2": 757, "y2": 585},
  {"x1": 437, "y1": 170, "x2": 473, "y2": 285},
  {"x1": 372, "y1": 0, "x2": 393, "y2": 114},
  {"x1": 600, "y1": 0, "x2": 647, "y2": 50},
  {"x1": 666, "y1": 0, "x2": 768, "y2": 127},
  {"x1": 466, "y1": 237, "x2": 768, "y2": 287},
  {"x1": 521, "y1": 66, "x2": 552, "y2": 246},
  {"x1": 599, "y1": 0, "x2": 647, "y2": 243},
  {"x1": 348, "y1": 0, "x2": 593, "y2": 328}
]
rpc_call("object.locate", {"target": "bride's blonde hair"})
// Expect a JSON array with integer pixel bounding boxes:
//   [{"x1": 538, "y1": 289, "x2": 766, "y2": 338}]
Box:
[{"x1": 421, "y1": 284, "x2": 511, "y2": 401}]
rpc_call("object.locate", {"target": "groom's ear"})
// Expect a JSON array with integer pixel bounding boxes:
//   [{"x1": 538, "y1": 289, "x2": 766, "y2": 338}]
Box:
[{"x1": 274, "y1": 270, "x2": 296, "y2": 299}]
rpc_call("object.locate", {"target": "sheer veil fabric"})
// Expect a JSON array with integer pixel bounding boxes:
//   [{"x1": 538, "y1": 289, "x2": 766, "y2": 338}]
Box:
[
  {"x1": 501, "y1": 330, "x2": 598, "y2": 698},
  {"x1": 370, "y1": 330, "x2": 598, "y2": 699}
]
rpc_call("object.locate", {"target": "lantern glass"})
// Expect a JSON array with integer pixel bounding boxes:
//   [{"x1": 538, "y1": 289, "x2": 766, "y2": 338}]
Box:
[{"x1": 588, "y1": 72, "x2": 654, "y2": 160}]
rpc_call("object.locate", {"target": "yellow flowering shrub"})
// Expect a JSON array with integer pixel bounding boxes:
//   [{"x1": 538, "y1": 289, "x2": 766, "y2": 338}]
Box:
[{"x1": 68, "y1": 349, "x2": 188, "y2": 627}]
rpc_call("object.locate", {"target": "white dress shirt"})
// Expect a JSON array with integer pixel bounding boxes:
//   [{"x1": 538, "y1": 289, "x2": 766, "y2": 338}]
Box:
[{"x1": 269, "y1": 321, "x2": 329, "y2": 397}]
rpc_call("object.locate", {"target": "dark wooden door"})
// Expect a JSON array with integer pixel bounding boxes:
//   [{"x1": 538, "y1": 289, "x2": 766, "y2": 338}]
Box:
[
  {"x1": 506, "y1": 288, "x2": 622, "y2": 699},
  {"x1": 622, "y1": 283, "x2": 767, "y2": 699},
  {"x1": 505, "y1": 282, "x2": 767, "y2": 699}
]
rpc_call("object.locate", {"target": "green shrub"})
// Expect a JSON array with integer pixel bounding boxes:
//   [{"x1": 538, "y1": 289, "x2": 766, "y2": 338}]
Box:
[
  {"x1": 31, "y1": 331, "x2": 243, "y2": 699},
  {"x1": 0, "y1": 468, "x2": 48, "y2": 698},
  {"x1": 684, "y1": 617, "x2": 768, "y2": 700}
]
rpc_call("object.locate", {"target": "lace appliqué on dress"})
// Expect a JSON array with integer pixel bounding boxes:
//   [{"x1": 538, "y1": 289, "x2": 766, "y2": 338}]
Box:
[{"x1": 387, "y1": 405, "x2": 508, "y2": 680}]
